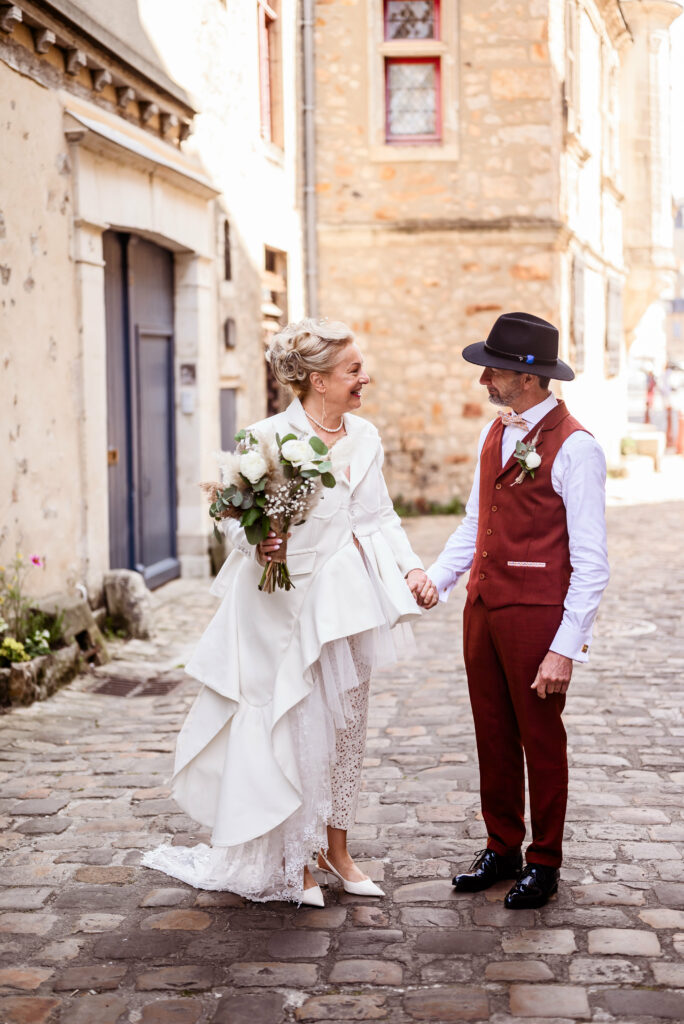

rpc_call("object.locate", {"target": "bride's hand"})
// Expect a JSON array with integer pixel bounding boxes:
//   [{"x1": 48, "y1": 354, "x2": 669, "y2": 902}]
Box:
[
  {"x1": 406, "y1": 569, "x2": 438, "y2": 609},
  {"x1": 256, "y1": 531, "x2": 288, "y2": 566}
]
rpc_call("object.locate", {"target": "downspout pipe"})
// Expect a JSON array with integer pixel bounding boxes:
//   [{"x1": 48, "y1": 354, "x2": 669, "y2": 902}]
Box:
[{"x1": 302, "y1": 0, "x2": 318, "y2": 317}]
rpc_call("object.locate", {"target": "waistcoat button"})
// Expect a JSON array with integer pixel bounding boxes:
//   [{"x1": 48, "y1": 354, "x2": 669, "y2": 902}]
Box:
[
  {"x1": 486, "y1": 528, "x2": 492, "y2": 535},
  {"x1": 491, "y1": 505, "x2": 497, "y2": 512},
  {"x1": 495, "y1": 483, "x2": 502, "y2": 490},
  {"x1": 479, "y1": 572, "x2": 486, "y2": 580},
  {"x1": 482, "y1": 551, "x2": 488, "y2": 557}
]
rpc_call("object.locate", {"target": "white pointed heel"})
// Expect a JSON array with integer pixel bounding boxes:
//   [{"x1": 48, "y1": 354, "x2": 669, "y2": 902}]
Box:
[
  {"x1": 317, "y1": 849, "x2": 385, "y2": 897},
  {"x1": 295, "y1": 883, "x2": 325, "y2": 907}
]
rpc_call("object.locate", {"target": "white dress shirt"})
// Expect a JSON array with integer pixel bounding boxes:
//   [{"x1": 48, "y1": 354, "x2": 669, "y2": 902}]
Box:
[{"x1": 427, "y1": 394, "x2": 610, "y2": 662}]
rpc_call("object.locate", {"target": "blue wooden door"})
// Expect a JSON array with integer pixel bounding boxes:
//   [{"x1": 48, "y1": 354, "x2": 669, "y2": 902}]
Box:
[{"x1": 104, "y1": 232, "x2": 179, "y2": 589}]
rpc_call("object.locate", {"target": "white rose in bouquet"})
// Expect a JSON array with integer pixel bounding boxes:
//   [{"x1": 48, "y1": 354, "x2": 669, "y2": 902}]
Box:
[
  {"x1": 524, "y1": 451, "x2": 542, "y2": 470},
  {"x1": 281, "y1": 439, "x2": 312, "y2": 466},
  {"x1": 239, "y1": 450, "x2": 268, "y2": 484}
]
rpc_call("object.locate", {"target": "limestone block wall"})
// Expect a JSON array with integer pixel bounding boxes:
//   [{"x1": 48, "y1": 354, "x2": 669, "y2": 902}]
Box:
[
  {"x1": 314, "y1": 0, "x2": 564, "y2": 502},
  {"x1": 318, "y1": 227, "x2": 559, "y2": 503}
]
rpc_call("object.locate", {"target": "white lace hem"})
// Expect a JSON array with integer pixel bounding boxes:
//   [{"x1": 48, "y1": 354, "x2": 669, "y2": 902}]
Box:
[{"x1": 142, "y1": 629, "x2": 392, "y2": 902}]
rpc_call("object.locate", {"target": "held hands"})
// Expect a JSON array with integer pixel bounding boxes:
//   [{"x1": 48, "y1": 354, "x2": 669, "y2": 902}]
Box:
[
  {"x1": 256, "y1": 530, "x2": 290, "y2": 566},
  {"x1": 531, "y1": 651, "x2": 573, "y2": 700},
  {"x1": 406, "y1": 569, "x2": 439, "y2": 609}
]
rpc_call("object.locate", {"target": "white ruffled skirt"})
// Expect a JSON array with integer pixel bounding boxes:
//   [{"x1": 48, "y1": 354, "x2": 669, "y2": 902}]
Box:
[{"x1": 142, "y1": 591, "x2": 414, "y2": 902}]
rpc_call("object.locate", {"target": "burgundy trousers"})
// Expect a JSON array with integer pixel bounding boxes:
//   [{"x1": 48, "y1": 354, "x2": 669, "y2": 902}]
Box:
[{"x1": 463, "y1": 597, "x2": 568, "y2": 868}]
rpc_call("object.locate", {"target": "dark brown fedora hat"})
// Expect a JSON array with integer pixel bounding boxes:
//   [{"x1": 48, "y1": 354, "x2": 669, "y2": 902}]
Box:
[{"x1": 462, "y1": 311, "x2": 575, "y2": 382}]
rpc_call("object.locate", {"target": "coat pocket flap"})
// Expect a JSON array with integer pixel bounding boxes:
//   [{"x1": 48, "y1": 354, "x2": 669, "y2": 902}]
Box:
[{"x1": 287, "y1": 549, "x2": 317, "y2": 576}]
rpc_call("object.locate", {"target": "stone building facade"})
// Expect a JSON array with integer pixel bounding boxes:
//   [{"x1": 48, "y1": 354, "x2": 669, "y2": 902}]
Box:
[
  {"x1": 0, "y1": 0, "x2": 304, "y2": 598},
  {"x1": 312, "y1": 0, "x2": 682, "y2": 504}
]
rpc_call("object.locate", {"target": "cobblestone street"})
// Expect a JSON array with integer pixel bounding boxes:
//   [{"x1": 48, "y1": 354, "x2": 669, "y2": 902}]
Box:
[{"x1": 1, "y1": 497, "x2": 683, "y2": 1024}]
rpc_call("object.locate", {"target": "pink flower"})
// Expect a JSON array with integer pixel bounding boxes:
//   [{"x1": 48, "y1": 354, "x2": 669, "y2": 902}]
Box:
[{"x1": 30, "y1": 556, "x2": 43, "y2": 567}]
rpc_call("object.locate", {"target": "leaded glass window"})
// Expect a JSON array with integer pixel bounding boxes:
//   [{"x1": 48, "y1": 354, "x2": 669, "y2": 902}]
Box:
[
  {"x1": 386, "y1": 59, "x2": 439, "y2": 140},
  {"x1": 385, "y1": 1, "x2": 437, "y2": 40}
]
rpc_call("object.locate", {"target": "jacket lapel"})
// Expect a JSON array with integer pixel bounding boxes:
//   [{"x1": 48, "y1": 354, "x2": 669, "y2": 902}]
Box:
[
  {"x1": 285, "y1": 398, "x2": 312, "y2": 436},
  {"x1": 347, "y1": 416, "x2": 378, "y2": 493}
]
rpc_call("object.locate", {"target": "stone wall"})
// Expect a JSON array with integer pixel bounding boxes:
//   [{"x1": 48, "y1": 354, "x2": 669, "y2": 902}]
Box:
[
  {"x1": 318, "y1": 225, "x2": 559, "y2": 503},
  {"x1": 313, "y1": 0, "x2": 680, "y2": 499},
  {"x1": 313, "y1": 0, "x2": 562, "y2": 502}
]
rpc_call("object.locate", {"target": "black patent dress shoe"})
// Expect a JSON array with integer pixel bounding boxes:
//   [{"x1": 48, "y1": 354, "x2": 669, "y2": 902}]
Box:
[
  {"x1": 504, "y1": 863, "x2": 560, "y2": 909},
  {"x1": 452, "y1": 848, "x2": 523, "y2": 892}
]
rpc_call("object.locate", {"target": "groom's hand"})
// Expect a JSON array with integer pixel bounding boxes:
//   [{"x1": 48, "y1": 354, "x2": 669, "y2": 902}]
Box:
[
  {"x1": 531, "y1": 651, "x2": 573, "y2": 699},
  {"x1": 406, "y1": 569, "x2": 438, "y2": 609}
]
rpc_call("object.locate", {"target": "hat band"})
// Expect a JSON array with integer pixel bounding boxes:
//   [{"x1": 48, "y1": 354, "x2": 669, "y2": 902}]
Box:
[{"x1": 484, "y1": 343, "x2": 557, "y2": 367}]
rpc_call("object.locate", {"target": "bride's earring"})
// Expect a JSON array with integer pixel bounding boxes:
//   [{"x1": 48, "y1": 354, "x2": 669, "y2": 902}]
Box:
[{"x1": 322, "y1": 391, "x2": 327, "y2": 428}]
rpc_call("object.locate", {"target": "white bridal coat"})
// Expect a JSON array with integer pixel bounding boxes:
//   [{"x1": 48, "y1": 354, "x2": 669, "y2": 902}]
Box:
[{"x1": 143, "y1": 399, "x2": 422, "y2": 899}]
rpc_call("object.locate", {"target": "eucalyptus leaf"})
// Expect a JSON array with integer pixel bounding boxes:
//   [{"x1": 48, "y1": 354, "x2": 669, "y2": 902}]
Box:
[
  {"x1": 309, "y1": 436, "x2": 328, "y2": 455},
  {"x1": 244, "y1": 520, "x2": 263, "y2": 546},
  {"x1": 241, "y1": 507, "x2": 260, "y2": 527},
  {"x1": 300, "y1": 469, "x2": 318, "y2": 478},
  {"x1": 321, "y1": 472, "x2": 336, "y2": 488},
  {"x1": 317, "y1": 461, "x2": 332, "y2": 474},
  {"x1": 241, "y1": 492, "x2": 254, "y2": 509},
  {"x1": 253, "y1": 478, "x2": 267, "y2": 491},
  {"x1": 213, "y1": 523, "x2": 223, "y2": 542},
  {"x1": 231, "y1": 493, "x2": 243, "y2": 507},
  {"x1": 280, "y1": 433, "x2": 297, "y2": 444}
]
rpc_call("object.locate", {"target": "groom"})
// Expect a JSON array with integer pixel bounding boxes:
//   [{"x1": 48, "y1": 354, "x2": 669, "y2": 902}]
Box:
[{"x1": 420, "y1": 312, "x2": 610, "y2": 908}]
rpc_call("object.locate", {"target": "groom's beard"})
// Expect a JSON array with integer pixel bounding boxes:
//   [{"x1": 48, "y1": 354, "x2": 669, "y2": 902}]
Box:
[{"x1": 487, "y1": 379, "x2": 525, "y2": 409}]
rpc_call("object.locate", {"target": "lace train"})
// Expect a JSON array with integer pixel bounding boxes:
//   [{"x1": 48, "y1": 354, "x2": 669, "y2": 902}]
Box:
[{"x1": 142, "y1": 629, "x2": 401, "y2": 902}]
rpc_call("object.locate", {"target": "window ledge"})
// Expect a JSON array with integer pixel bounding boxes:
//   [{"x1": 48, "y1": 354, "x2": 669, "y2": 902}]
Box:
[
  {"x1": 370, "y1": 142, "x2": 459, "y2": 163},
  {"x1": 601, "y1": 175, "x2": 624, "y2": 202},
  {"x1": 564, "y1": 130, "x2": 590, "y2": 165},
  {"x1": 258, "y1": 137, "x2": 285, "y2": 167}
]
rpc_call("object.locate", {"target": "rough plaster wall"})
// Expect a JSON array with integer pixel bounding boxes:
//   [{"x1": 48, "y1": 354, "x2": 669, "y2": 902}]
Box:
[
  {"x1": 0, "y1": 62, "x2": 83, "y2": 595},
  {"x1": 137, "y1": 0, "x2": 305, "y2": 431}
]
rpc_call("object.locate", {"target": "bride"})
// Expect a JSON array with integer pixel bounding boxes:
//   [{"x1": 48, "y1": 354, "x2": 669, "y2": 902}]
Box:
[{"x1": 143, "y1": 317, "x2": 436, "y2": 904}]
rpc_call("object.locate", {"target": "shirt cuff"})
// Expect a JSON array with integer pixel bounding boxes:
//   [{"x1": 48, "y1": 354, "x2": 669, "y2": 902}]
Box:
[
  {"x1": 549, "y1": 621, "x2": 591, "y2": 663},
  {"x1": 426, "y1": 564, "x2": 459, "y2": 603}
]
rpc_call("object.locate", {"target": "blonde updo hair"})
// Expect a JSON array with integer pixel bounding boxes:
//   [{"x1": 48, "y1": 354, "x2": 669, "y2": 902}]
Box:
[{"x1": 266, "y1": 317, "x2": 355, "y2": 398}]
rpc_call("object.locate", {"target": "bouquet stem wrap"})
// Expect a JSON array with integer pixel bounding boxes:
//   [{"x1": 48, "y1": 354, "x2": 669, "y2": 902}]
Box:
[{"x1": 259, "y1": 534, "x2": 292, "y2": 593}]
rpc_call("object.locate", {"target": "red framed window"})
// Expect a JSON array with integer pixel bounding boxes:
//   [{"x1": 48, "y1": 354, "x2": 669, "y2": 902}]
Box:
[
  {"x1": 384, "y1": 0, "x2": 440, "y2": 41},
  {"x1": 385, "y1": 57, "x2": 441, "y2": 143},
  {"x1": 258, "y1": 0, "x2": 280, "y2": 143}
]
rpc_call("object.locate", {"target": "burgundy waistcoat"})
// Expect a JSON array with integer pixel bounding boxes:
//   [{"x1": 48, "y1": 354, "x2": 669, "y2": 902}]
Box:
[{"x1": 467, "y1": 401, "x2": 589, "y2": 609}]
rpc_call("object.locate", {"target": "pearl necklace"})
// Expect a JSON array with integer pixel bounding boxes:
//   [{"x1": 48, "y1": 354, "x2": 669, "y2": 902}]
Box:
[{"x1": 303, "y1": 408, "x2": 345, "y2": 433}]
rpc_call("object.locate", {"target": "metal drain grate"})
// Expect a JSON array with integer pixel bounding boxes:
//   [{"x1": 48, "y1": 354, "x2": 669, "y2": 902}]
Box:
[
  {"x1": 140, "y1": 677, "x2": 184, "y2": 696},
  {"x1": 93, "y1": 677, "x2": 141, "y2": 696},
  {"x1": 92, "y1": 676, "x2": 183, "y2": 697}
]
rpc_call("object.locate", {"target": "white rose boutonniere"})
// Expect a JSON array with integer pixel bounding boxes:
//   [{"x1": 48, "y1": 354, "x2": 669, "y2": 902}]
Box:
[{"x1": 511, "y1": 429, "x2": 542, "y2": 486}]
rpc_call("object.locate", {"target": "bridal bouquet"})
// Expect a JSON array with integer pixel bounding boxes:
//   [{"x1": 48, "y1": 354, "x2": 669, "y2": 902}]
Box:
[{"x1": 203, "y1": 430, "x2": 337, "y2": 592}]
